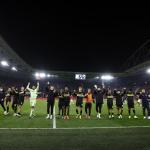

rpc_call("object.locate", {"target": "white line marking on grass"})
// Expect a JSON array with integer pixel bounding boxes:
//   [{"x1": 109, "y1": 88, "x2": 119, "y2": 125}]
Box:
[
  {"x1": 53, "y1": 105, "x2": 56, "y2": 129},
  {"x1": 1, "y1": 126, "x2": 150, "y2": 130}
]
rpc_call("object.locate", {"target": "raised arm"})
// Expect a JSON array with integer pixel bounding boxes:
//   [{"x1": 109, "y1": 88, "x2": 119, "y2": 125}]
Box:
[
  {"x1": 36, "y1": 82, "x2": 39, "y2": 91},
  {"x1": 26, "y1": 82, "x2": 31, "y2": 91}
]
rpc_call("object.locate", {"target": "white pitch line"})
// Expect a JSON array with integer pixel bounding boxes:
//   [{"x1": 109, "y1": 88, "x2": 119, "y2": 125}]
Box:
[
  {"x1": 53, "y1": 105, "x2": 56, "y2": 129},
  {"x1": 0, "y1": 126, "x2": 150, "y2": 130}
]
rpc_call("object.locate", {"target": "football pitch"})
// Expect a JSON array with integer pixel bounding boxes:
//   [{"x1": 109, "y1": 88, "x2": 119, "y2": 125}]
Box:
[{"x1": 0, "y1": 100, "x2": 150, "y2": 150}]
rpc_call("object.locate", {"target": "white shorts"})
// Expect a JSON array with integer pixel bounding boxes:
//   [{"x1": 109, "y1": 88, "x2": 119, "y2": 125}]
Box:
[{"x1": 30, "y1": 98, "x2": 37, "y2": 107}]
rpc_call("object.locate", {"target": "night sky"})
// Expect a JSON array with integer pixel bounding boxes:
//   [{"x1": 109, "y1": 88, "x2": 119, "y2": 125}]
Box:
[{"x1": 0, "y1": 3, "x2": 150, "y2": 72}]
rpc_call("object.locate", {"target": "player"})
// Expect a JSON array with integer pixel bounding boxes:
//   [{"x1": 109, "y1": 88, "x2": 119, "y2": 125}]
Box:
[
  {"x1": 126, "y1": 89, "x2": 138, "y2": 119},
  {"x1": 11, "y1": 87, "x2": 19, "y2": 116},
  {"x1": 17, "y1": 86, "x2": 26, "y2": 116},
  {"x1": 114, "y1": 90, "x2": 124, "y2": 119},
  {"x1": 0, "y1": 86, "x2": 7, "y2": 115},
  {"x1": 5, "y1": 87, "x2": 12, "y2": 114},
  {"x1": 46, "y1": 85, "x2": 57, "y2": 119},
  {"x1": 94, "y1": 87, "x2": 105, "y2": 118},
  {"x1": 26, "y1": 82, "x2": 39, "y2": 118},
  {"x1": 45, "y1": 82, "x2": 50, "y2": 95},
  {"x1": 58, "y1": 89, "x2": 65, "y2": 119},
  {"x1": 106, "y1": 89, "x2": 114, "y2": 119},
  {"x1": 139, "y1": 89, "x2": 150, "y2": 119},
  {"x1": 85, "y1": 88, "x2": 94, "y2": 119},
  {"x1": 63, "y1": 86, "x2": 71, "y2": 119},
  {"x1": 75, "y1": 86, "x2": 85, "y2": 119}
]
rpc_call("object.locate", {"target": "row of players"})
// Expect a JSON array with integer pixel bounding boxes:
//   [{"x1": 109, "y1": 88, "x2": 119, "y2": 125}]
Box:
[{"x1": 0, "y1": 82, "x2": 150, "y2": 119}]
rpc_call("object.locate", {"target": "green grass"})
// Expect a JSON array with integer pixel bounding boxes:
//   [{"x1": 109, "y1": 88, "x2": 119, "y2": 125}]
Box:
[
  {"x1": 0, "y1": 99, "x2": 150, "y2": 128},
  {"x1": 0, "y1": 100, "x2": 150, "y2": 150},
  {"x1": 0, "y1": 128, "x2": 150, "y2": 150}
]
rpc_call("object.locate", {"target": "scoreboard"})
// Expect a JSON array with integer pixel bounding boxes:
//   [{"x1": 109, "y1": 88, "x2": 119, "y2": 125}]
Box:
[{"x1": 75, "y1": 74, "x2": 86, "y2": 80}]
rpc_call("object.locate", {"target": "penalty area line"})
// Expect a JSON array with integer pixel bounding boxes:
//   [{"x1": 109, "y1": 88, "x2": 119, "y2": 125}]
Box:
[{"x1": 0, "y1": 126, "x2": 150, "y2": 130}]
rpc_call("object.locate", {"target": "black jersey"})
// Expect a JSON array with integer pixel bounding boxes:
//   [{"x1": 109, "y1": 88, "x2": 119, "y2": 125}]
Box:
[
  {"x1": 94, "y1": 90, "x2": 104, "y2": 104},
  {"x1": 0, "y1": 90, "x2": 5, "y2": 100},
  {"x1": 76, "y1": 92, "x2": 84, "y2": 102},
  {"x1": 12, "y1": 90, "x2": 19, "y2": 101},
  {"x1": 63, "y1": 91, "x2": 71, "y2": 106},
  {"x1": 19, "y1": 91, "x2": 25, "y2": 100},
  {"x1": 126, "y1": 92, "x2": 134, "y2": 104},
  {"x1": 63, "y1": 91, "x2": 70, "y2": 101},
  {"x1": 114, "y1": 93, "x2": 123, "y2": 107},
  {"x1": 106, "y1": 94, "x2": 113, "y2": 108},
  {"x1": 58, "y1": 92, "x2": 65, "y2": 108},
  {"x1": 58, "y1": 93, "x2": 64, "y2": 102},
  {"x1": 47, "y1": 90, "x2": 57, "y2": 102}
]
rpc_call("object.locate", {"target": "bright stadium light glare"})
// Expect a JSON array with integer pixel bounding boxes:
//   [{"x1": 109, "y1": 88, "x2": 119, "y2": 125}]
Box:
[
  {"x1": 95, "y1": 76, "x2": 100, "y2": 79},
  {"x1": 101, "y1": 75, "x2": 114, "y2": 80},
  {"x1": 146, "y1": 68, "x2": 150, "y2": 74},
  {"x1": 47, "y1": 74, "x2": 50, "y2": 77},
  {"x1": 11, "y1": 67, "x2": 17, "y2": 71},
  {"x1": 1, "y1": 60, "x2": 9, "y2": 67},
  {"x1": 39, "y1": 73, "x2": 46, "y2": 78},
  {"x1": 34, "y1": 72, "x2": 46, "y2": 79},
  {"x1": 35, "y1": 72, "x2": 40, "y2": 77}
]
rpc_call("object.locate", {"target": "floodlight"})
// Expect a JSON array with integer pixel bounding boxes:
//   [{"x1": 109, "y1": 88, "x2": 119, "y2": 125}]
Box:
[
  {"x1": 1, "y1": 61, "x2": 9, "y2": 66},
  {"x1": 35, "y1": 72, "x2": 40, "y2": 77},
  {"x1": 95, "y1": 76, "x2": 100, "y2": 79},
  {"x1": 11, "y1": 67, "x2": 17, "y2": 71},
  {"x1": 101, "y1": 75, "x2": 114, "y2": 80},
  {"x1": 39, "y1": 73, "x2": 46, "y2": 78},
  {"x1": 147, "y1": 69, "x2": 150, "y2": 74},
  {"x1": 47, "y1": 74, "x2": 50, "y2": 77}
]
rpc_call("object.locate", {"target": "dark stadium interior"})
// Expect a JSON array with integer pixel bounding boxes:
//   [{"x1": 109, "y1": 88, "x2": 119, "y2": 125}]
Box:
[{"x1": 0, "y1": 3, "x2": 150, "y2": 72}]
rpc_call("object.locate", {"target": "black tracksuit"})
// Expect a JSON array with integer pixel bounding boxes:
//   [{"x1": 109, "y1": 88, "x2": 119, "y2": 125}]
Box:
[
  {"x1": 47, "y1": 90, "x2": 57, "y2": 115},
  {"x1": 94, "y1": 90, "x2": 104, "y2": 113}
]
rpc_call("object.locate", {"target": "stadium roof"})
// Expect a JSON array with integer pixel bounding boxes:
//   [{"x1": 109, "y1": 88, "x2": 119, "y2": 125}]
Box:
[
  {"x1": 0, "y1": 35, "x2": 33, "y2": 73},
  {"x1": 0, "y1": 35, "x2": 150, "y2": 80}
]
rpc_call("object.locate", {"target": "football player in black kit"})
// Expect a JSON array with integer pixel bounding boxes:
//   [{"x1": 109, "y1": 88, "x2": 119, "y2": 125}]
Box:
[
  {"x1": 126, "y1": 89, "x2": 138, "y2": 119},
  {"x1": 114, "y1": 90, "x2": 124, "y2": 119},
  {"x1": 11, "y1": 87, "x2": 19, "y2": 116},
  {"x1": 75, "y1": 86, "x2": 85, "y2": 119},
  {"x1": 63, "y1": 86, "x2": 71, "y2": 120},
  {"x1": 94, "y1": 87, "x2": 105, "y2": 118},
  {"x1": 0, "y1": 86, "x2": 7, "y2": 115},
  {"x1": 46, "y1": 86, "x2": 57, "y2": 119},
  {"x1": 58, "y1": 89, "x2": 65, "y2": 118},
  {"x1": 17, "y1": 86, "x2": 26, "y2": 116},
  {"x1": 106, "y1": 89, "x2": 114, "y2": 119}
]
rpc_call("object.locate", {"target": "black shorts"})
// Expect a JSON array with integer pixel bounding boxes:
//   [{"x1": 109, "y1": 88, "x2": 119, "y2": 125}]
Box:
[
  {"x1": 59, "y1": 101, "x2": 65, "y2": 109},
  {"x1": 142, "y1": 103, "x2": 149, "y2": 109},
  {"x1": 76, "y1": 100, "x2": 83, "y2": 108},
  {"x1": 18, "y1": 97, "x2": 24, "y2": 105},
  {"x1": 85, "y1": 102, "x2": 92, "y2": 109},
  {"x1": 64, "y1": 100, "x2": 70, "y2": 107},
  {"x1": 127, "y1": 102, "x2": 134, "y2": 108},
  {"x1": 6, "y1": 97, "x2": 11, "y2": 103},
  {"x1": 107, "y1": 100, "x2": 113, "y2": 109},
  {"x1": 116, "y1": 103, "x2": 123, "y2": 108},
  {"x1": 13, "y1": 98, "x2": 19, "y2": 105}
]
